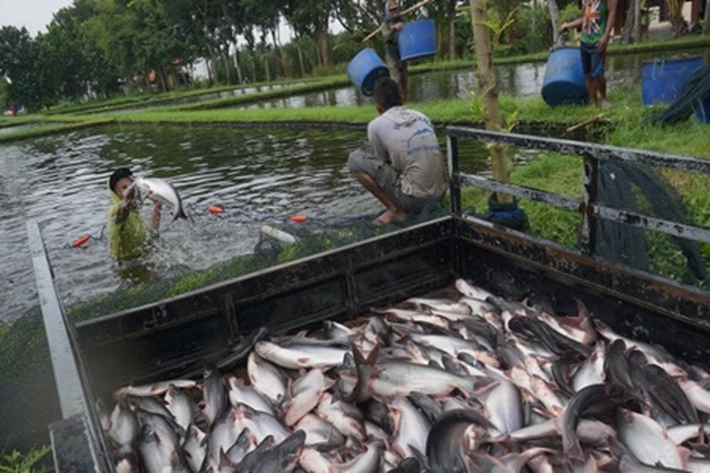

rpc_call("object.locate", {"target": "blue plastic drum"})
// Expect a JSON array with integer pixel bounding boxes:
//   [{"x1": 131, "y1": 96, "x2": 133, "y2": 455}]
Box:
[
  {"x1": 398, "y1": 19, "x2": 437, "y2": 61},
  {"x1": 642, "y1": 56, "x2": 703, "y2": 106},
  {"x1": 347, "y1": 48, "x2": 390, "y2": 96},
  {"x1": 541, "y1": 46, "x2": 588, "y2": 107}
]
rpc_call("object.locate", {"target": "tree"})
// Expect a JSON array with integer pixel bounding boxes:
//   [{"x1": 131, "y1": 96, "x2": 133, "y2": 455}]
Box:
[
  {"x1": 282, "y1": 0, "x2": 334, "y2": 68},
  {"x1": 469, "y1": 0, "x2": 511, "y2": 203},
  {"x1": 666, "y1": 0, "x2": 686, "y2": 37},
  {"x1": 548, "y1": 0, "x2": 561, "y2": 44}
]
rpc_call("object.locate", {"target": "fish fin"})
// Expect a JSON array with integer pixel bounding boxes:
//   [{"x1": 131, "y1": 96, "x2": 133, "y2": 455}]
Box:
[{"x1": 351, "y1": 341, "x2": 380, "y2": 367}]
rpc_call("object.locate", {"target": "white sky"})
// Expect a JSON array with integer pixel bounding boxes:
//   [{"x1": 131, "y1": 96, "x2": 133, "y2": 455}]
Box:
[{"x1": 0, "y1": 0, "x2": 74, "y2": 36}]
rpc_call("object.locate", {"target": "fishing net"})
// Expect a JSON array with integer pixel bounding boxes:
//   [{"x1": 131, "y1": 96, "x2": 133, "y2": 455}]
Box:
[
  {"x1": 595, "y1": 161, "x2": 707, "y2": 285},
  {"x1": 643, "y1": 65, "x2": 710, "y2": 126},
  {"x1": 0, "y1": 311, "x2": 61, "y2": 456}
]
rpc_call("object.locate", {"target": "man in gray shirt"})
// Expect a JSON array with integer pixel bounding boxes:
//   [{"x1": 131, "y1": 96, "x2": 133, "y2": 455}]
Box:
[{"x1": 348, "y1": 77, "x2": 447, "y2": 225}]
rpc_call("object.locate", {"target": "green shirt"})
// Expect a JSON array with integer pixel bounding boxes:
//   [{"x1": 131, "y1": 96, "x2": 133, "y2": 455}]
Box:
[
  {"x1": 107, "y1": 182, "x2": 151, "y2": 261},
  {"x1": 580, "y1": 0, "x2": 608, "y2": 44}
]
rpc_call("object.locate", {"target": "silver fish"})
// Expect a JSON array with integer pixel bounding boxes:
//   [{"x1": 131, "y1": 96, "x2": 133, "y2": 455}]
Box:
[
  {"x1": 295, "y1": 413, "x2": 345, "y2": 449},
  {"x1": 164, "y1": 384, "x2": 199, "y2": 433},
  {"x1": 204, "y1": 365, "x2": 229, "y2": 427},
  {"x1": 254, "y1": 340, "x2": 348, "y2": 369},
  {"x1": 227, "y1": 375, "x2": 274, "y2": 415},
  {"x1": 281, "y1": 368, "x2": 332, "y2": 427},
  {"x1": 677, "y1": 379, "x2": 710, "y2": 415},
  {"x1": 247, "y1": 352, "x2": 287, "y2": 406},
  {"x1": 388, "y1": 396, "x2": 430, "y2": 459},
  {"x1": 617, "y1": 408, "x2": 684, "y2": 469},
  {"x1": 315, "y1": 392, "x2": 366, "y2": 442},
  {"x1": 132, "y1": 176, "x2": 189, "y2": 223},
  {"x1": 107, "y1": 400, "x2": 139, "y2": 452},
  {"x1": 426, "y1": 409, "x2": 493, "y2": 473},
  {"x1": 337, "y1": 441, "x2": 383, "y2": 473},
  {"x1": 113, "y1": 379, "x2": 197, "y2": 399},
  {"x1": 251, "y1": 430, "x2": 305, "y2": 473}
]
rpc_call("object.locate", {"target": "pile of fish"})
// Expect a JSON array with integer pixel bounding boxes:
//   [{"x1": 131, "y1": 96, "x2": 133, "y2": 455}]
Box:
[{"x1": 102, "y1": 278, "x2": 710, "y2": 472}]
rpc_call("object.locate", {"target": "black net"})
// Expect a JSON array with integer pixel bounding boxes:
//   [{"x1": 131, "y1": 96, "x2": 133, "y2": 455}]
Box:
[
  {"x1": 643, "y1": 65, "x2": 710, "y2": 126},
  {"x1": 595, "y1": 161, "x2": 707, "y2": 285},
  {"x1": 0, "y1": 310, "x2": 60, "y2": 455}
]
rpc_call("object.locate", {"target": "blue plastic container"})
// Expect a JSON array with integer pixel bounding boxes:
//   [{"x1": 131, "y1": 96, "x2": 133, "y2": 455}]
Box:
[
  {"x1": 642, "y1": 56, "x2": 703, "y2": 106},
  {"x1": 694, "y1": 95, "x2": 710, "y2": 123},
  {"x1": 541, "y1": 46, "x2": 589, "y2": 107},
  {"x1": 398, "y1": 19, "x2": 437, "y2": 61},
  {"x1": 347, "y1": 48, "x2": 390, "y2": 96}
]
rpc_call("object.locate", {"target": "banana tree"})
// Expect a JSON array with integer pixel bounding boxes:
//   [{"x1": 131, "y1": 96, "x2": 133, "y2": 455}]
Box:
[{"x1": 469, "y1": 0, "x2": 511, "y2": 203}]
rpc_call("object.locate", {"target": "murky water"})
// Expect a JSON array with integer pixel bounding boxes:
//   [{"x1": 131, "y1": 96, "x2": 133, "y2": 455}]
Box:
[
  {"x1": 244, "y1": 46, "x2": 710, "y2": 109},
  {"x1": 1, "y1": 124, "x2": 481, "y2": 324}
]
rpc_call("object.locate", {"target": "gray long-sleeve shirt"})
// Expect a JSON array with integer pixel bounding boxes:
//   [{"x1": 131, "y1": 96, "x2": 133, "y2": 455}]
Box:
[{"x1": 368, "y1": 106, "x2": 448, "y2": 198}]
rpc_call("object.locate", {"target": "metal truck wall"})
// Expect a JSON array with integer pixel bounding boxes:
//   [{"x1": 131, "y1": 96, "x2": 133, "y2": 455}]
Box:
[
  {"x1": 75, "y1": 218, "x2": 454, "y2": 401},
  {"x1": 64, "y1": 215, "x2": 710, "y2": 473}
]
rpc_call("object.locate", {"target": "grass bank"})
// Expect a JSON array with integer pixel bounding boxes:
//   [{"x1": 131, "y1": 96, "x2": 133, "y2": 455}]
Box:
[{"x1": 0, "y1": 119, "x2": 114, "y2": 144}]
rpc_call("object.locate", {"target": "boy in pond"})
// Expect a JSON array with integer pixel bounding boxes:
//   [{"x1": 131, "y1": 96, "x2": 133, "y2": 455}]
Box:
[
  {"x1": 559, "y1": 0, "x2": 618, "y2": 109},
  {"x1": 107, "y1": 167, "x2": 162, "y2": 261},
  {"x1": 348, "y1": 77, "x2": 447, "y2": 226}
]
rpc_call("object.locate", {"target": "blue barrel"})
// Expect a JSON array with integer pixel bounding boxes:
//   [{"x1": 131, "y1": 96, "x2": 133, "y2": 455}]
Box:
[
  {"x1": 347, "y1": 48, "x2": 390, "y2": 96},
  {"x1": 541, "y1": 46, "x2": 589, "y2": 107},
  {"x1": 642, "y1": 56, "x2": 703, "y2": 106},
  {"x1": 694, "y1": 95, "x2": 710, "y2": 123},
  {"x1": 398, "y1": 19, "x2": 437, "y2": 61}
]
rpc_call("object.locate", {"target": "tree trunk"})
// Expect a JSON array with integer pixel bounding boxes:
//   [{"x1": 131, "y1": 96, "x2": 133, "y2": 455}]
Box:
[
  {"x1": 449, "y1": 15, "x2": 457, "y2": 60},
  {"x1": 233, "y1": 41, "x2": 243, "y2": 85},
  {"x1": 221, "y1": 49, "x2": 231, "y2": 84},
  {"x1": 316, "y1": 19, "x2": 330, "y2": 67},
  {"x1": 622, "y1": 0, "x2": 635, "y2": 43},
  {"x1": 532, "y1": 0, "x2": 537, "y2": 32},
  {"x1": 633, "y1": 0, "x2": 642, "y2": 42},
  {"x1": 469, "y1": 0, "x2": 511, "y2": 202},
  {"x1": 548, "y1": 0, "x2": 561, "y2": 44},
  {"x1": 205, "y1": 41, "x2": 218, "y2": 84},
  {"x1": 667, "y1": 0, "x2": 685, "y2": 37},
  {"x1": 264, "y1": 52, "x2": 271, "y2": 82},
  {"x1": 704, "y1": 0, "x2": 710, "y2": 34},
  {"x1": 297, "y1": 42, "x2": 306, "y2": 77}
]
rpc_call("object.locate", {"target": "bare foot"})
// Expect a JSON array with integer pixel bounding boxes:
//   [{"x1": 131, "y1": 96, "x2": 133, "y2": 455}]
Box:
[{"x1": 372, "y1": 209, "x2": 406, "y2": 226}]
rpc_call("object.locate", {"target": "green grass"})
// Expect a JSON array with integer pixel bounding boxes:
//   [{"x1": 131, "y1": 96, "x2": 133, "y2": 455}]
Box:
[{"x1": 0, "y1": 119, "x2": 114, "y2": 144}]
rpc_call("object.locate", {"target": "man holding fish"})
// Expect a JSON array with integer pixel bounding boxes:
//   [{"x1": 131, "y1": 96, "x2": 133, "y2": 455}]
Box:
[{"x1": 107, "y1": 167, "x2": 188, "y2": 261}]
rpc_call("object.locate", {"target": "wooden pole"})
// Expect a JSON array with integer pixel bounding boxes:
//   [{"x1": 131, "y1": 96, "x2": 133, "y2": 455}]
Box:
[
  {"x1": 561, "y1": 114, "x2": 606, "y2": 137},
  {"x1": 362, "y1": 0, "x2": 434, "y2": 43}
]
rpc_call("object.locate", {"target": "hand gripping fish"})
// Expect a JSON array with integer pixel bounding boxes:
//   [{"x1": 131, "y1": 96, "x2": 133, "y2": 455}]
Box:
[{"x1": 132, "y1": 176, "x2": 190, "y2": 223}]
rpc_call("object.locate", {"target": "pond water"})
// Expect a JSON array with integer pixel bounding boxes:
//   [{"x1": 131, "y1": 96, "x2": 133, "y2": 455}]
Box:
[
  {"x1": 1, "y1": 124, "x2": 482, "y2": 324},
  {"x1": 242, "y1": 46, "x2": 710, "y2": 109}
]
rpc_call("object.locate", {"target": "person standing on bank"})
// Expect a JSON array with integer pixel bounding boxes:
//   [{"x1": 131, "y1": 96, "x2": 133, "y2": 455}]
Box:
[
  {"x1": 559, "y1": 0, "x2": 617, "y2": 110},
  {"x1": 348, "y1": 77, "x2": 447, "y2": 226},
  {"x1": 382, "y1": 0, "x2": 408, "y2": 103}
]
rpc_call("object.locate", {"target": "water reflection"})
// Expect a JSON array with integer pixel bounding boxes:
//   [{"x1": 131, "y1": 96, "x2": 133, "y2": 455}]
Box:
[{"x1": 243, "y1": 46, "x2": 710, "y2": 109}]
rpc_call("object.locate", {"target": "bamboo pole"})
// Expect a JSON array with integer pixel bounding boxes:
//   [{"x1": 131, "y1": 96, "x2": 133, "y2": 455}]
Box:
[
  {"x1": 362, "y1": 0, "x2": 434, "y2": 43},
  {"x1": 561, "y1": 114, "x2": 606, "y2": 137}
]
